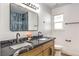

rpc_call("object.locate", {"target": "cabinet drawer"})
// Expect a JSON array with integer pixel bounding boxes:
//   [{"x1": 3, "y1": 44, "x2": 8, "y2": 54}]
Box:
[
  {"x1": 42, "y1": 41, "x2": 53, "y2": 50},
  {"x1": 19, "y1": 46, "x2": 42, "y2": 56}
]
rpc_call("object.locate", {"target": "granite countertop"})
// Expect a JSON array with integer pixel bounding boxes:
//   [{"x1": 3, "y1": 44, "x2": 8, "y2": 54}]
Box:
[
  {"x1": 16, "y1": 37, "x2": 56, "y2": 55},
  {"x1": 0, "y1": 36, "x2": 56, "y2": 56},
  {"x1": 0, "y1": 36, "x2": 55, "y2": 48},
  {"x1": 29, "y1": 37, "x2": 56, "y2": 48}
]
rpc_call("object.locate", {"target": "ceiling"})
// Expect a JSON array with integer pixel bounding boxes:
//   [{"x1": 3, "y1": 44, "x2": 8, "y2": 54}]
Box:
[{"x1": 40, "y1": 3, "x2": 71, "y2": 9}]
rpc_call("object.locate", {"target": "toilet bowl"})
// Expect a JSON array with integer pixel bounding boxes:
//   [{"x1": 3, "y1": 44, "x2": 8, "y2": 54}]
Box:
[{"x1": 55, "y1": 45, "x2": 63, "y2": 56}]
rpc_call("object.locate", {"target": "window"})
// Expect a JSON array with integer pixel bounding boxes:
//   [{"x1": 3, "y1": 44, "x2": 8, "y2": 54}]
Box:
[{"x1": 54, "y1": 14, "x2": 64, "y2": 30}]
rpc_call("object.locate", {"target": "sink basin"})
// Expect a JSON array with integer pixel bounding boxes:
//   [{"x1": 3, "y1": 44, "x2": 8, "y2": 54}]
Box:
[
  {"x1": 10, "y1": 42, "x2": 33, "y2": 50},
  {"x1": 38, "y1": 38, "x2": 48, "y2": 40}
]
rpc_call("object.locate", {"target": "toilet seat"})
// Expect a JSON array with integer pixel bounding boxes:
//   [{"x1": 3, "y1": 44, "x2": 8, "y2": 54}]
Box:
[
  {"x1": 54, "y1": 45, "x2": 63, "y2": 56},
  {"x1": 55, "y1": 45, "x2": 63, "y2": 50}
]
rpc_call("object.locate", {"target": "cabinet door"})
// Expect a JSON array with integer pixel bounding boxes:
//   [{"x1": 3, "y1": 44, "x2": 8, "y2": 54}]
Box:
[
  {"x1": 19, "y1": 46, "x2": 42, "y2": 56},
  {"x1": 36, "y1": 53, "x2": 43, "y2": 56},
  {"x1": 43, "y1": 48, "x2": 50, "y2": 56},
  {"x1": 42, "y1": 41, "x2": 53, "y2": 50},
  {"x1": 42, "y1": 41, "x2": 55, "y2": 56}
]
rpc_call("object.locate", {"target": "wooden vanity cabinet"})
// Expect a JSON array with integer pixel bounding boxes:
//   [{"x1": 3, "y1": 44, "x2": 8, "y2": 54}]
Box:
[
  {"x1": 19, "y1": 46, "x2": 42, "y2": 56},
  {"x1": 19, "y1": 40, "x2": 54, "y2": 56},
  {"x1": 36, "y1": 53, "x2": 43, "y2": 56},
  {"x1": 42, "y1": 41, "x2": 54, "y2": 56},
  {"x1": 43, "y1": 48, "x2": 50, "y2": 56}
]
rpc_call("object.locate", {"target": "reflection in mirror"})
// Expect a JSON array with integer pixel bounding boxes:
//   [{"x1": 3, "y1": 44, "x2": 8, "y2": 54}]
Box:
[
  {"x1": 10, "y1": 3, "x2": 38, "y2": 31},
  {"x1": 28, "y1": 11, "x2": 38, "y2": 30}
]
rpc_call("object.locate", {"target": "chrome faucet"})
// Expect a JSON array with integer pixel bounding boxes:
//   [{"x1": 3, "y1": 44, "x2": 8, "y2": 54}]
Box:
[{"x1": 16, "y1": 33, "x2": 20, "y2": 43}]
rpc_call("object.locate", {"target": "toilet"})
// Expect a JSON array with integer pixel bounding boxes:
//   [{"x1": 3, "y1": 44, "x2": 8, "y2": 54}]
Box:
[{"x1": 55, "y1": 45, "x2": 63, "y2": 56}]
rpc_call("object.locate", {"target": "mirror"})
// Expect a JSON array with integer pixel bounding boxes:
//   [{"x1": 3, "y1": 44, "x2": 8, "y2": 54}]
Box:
[{"x1": 10, "y1": 3, "x2": 38, "y2": 31}]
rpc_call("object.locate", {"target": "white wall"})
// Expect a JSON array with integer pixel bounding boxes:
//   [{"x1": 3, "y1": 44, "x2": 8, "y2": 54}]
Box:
[
  {"x1": 52, "y1": 3, "x2": 79, "y2": 55},
  {"x1": 0, "y1": 3, "x2": 30, "y2": 41},
  {"x1": 38, "y1": 4, "x2": 52, "y2": 36},
  {"x1": 0, "y1": 3, "x2": 52, "y2": 41}
]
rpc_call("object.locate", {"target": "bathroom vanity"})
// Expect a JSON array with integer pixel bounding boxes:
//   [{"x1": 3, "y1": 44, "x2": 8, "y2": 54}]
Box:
[
  {"x1": 19, "y1": 38, "x2": 55, "y2": 56},
  {"x1": 0, "y1": 37, "x2": 55, "y2": 56}
]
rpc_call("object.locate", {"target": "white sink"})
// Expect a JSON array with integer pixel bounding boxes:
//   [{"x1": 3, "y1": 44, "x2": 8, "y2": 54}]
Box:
[
  {"x1": 10, "y1": 42, "x2": 33, "y2": 50},
  {"x1": 38, "y1": 38, "x2": 48, "y2": 40}
]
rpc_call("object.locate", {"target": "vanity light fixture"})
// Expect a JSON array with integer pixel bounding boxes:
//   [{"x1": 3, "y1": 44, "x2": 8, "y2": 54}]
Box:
[
  {"x1": 15, "y1": 3, "x2": 40, "y2": 13},
  {"x1": 23, "y1": 3, "x2": 39, "y2": 10}
]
